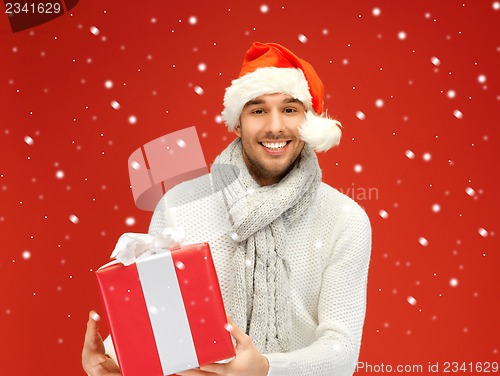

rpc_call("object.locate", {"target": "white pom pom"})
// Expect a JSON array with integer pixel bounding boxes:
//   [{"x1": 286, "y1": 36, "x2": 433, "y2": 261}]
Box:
[{"x1": 299, "y1": 111, "x2": 342, "y2": 152}]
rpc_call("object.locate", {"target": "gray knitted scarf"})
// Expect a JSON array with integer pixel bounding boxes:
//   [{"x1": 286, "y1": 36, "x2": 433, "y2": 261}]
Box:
[{"x1": 211, "y1": 138, "x2": 321, "y2": 353}]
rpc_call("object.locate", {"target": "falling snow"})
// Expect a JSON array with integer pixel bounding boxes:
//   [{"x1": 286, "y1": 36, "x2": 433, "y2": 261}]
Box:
[
  {"x1": 419, "y1": 237, "x2": 429, "y2": 247},
  {"x1": 194, "y1": 85, "x2": 204, "y2": 95},
  {"x1": 130, "y1": 160, "x2": 141, "y2": 170},
  {"x1": 430, "y1": 56, "x2": 441, "y2": 66},
  {"x1": 22, "y1": 136, "x2": 35, "y2": 148},
  {"x1": 405, "y1": 150, "x2": 415, "y2": 159},
  {"x1": 465, "y1": 187, "x2": 475, "y2": 196},
  {"x1": 176, "y1": 139, "x2": 187, "y2": 148},
  {"x1": 478, "y1": 228, "x2": 488, "y2": 237},
  {"x1": 110, "y1": 100, "x2": 120, "y2": 110},
  {"x1": 355, "y1": 111, "x2": 366, "y2": 120},
  {"x1": 90, "y1": 26, "x2": 100, "y2": 36},
  {"x1": 379, "y1": 210, "x2": 389, "y2": 219},
  {"x1": 3, "y1": 3, "x2": 498, "y2": 373},
  {"x1": 69, "y1": 214, "x2": 79, "y2": 224},
  {"x1": 453, "y1": 109, "x2": 464, "y2": 119},
  {"x1": 407, "y1": 296, "x2": 417, "y2": 306}
]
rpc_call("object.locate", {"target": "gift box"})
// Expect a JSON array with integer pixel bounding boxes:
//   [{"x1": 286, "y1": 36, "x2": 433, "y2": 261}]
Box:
[
  {"x1": 128, "y1": 127, "x2": 208, "y2": 211},
  {"x1": 96, "y1": 242, "x2": 235, "y2": 376}
]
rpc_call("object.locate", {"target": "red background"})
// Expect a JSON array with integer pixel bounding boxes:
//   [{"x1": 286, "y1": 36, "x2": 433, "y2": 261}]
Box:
[{"x1": 1, "y1": 0, "x2": 499, "y2": 374}]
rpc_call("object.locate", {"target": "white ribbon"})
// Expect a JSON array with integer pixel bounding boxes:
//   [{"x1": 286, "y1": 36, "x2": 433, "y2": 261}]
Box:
[{"x1": 111, "y1": 227, "x2": 186, "y2": 266}]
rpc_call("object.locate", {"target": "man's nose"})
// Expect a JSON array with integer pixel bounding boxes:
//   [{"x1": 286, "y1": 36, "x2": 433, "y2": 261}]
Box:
[{"x1": 265, "y1": 110, "x2": 285, "y2": 134}]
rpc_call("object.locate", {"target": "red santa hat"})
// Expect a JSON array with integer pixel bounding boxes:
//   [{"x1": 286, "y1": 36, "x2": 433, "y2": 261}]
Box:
[{"x1": 222, "y1": 42, "x2": 342, "y2": 152}]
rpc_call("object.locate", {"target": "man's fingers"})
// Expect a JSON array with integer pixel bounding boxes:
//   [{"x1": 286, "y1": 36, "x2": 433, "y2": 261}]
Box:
[
  {"x1": 84, "y1": 310, "x2": 102, "y2": 349},
  {"x1": 226, "y1": 316, "x2": 247, "y2": 344},
  {"x1": 177, "y1": 369, "x2": 210, "y2": 376},
  {"x1": 199, "y1": 362, "x2": 227, "y2": 373},
  {"x1": 87, "y1": 353, "x2": 107, "y2": 367}
]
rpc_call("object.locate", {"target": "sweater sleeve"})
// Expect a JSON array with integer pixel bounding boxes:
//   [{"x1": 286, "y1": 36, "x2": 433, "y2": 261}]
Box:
[{"x1": 264, "y1": 203, "x2": 372, "y2": 376}]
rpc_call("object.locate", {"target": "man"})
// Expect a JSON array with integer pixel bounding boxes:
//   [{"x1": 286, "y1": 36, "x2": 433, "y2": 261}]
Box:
[{"x1": 83, "y1": 42, "x2": 371, "y2": 376}]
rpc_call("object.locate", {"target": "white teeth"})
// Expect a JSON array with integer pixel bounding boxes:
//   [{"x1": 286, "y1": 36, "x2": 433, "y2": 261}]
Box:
[{"x1": 262, "y1": 141, "x2": 287, "y2": 150}]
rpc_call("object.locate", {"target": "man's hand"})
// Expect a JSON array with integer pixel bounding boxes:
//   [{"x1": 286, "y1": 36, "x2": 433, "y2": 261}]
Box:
[
  {"x1": 82, "y1": 310, "x2": 121, "y2": 376},
  {"x1": 177, "y1": 317, "x2": 269, "y2": 376}
]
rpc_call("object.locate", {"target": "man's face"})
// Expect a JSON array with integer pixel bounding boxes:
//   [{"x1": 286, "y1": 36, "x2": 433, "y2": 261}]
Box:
[{"x1": 235, "y1": 93, "x2": 306, "y2": 186}]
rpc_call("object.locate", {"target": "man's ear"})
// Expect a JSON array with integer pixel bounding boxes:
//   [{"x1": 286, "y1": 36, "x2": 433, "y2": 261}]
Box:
[{"x1": 234, "y1": 123, "x2": 242, "y2": 137}]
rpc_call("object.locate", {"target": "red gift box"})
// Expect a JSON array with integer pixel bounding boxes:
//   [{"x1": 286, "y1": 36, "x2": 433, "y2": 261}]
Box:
[
  {"x1": 96, "y1": 243, "x2": 235, "y2": 376},
  {"x1": 128, "y1": 127, "x2": 208, "y2": 212}
]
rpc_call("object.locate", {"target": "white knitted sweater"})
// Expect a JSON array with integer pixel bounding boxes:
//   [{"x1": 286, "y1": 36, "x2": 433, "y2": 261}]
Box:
[{"x1": 105, "y1": 175, "x2": 371, "y2": 376}]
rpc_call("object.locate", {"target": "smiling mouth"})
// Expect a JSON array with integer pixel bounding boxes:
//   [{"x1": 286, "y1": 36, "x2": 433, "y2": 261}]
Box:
[{"x1": 260, "y1": 141, "x2": 289, "y2": 150}]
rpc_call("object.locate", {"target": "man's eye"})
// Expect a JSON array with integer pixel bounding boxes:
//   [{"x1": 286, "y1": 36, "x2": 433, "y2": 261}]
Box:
[
  {"x1": 252, "y1": 109, "x2": 265, "y2": 114},
  {"x1": 284, "y1": 107, "x2": 297, "y2": 113}
]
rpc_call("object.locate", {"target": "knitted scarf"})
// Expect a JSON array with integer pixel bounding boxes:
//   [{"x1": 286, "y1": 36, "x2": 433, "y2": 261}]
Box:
[{"x1": 211, "y1": 138, "x2": 321, "y2": 353}]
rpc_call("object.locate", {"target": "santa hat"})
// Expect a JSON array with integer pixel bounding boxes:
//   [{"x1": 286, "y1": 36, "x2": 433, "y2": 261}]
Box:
[{"x1": 222, "y1": 42, "x2": 342, "y2": 152}]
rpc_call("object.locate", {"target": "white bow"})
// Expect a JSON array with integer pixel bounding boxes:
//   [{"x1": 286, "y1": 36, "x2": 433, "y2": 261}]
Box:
[{"x1": 110, "y1": 227, "x2": 186, "y2": 266}]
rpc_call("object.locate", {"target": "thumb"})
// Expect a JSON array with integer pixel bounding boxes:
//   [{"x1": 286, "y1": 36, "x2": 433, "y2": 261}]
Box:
[
  {"x1": 84, "y1": 310, "x2": 103, "y2": 350},
  {"x1": 226, "y1": 315, "x2": 248, "y2": 345}
]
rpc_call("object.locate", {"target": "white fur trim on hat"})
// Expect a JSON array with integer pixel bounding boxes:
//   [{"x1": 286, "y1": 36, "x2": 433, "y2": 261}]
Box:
[
  {"x1": 299, "y1": 111, "x2": 342, "y2": 152},
  {"x1": 222, "y1": 67, "x2": 313, "y2": 130}
]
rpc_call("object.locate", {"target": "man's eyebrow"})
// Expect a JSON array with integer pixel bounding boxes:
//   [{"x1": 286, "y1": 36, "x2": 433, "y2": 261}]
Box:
[
  {"x1": 283, "y1": 97, "x2": 303, "y2": 104},
  {"x1": 243, "y1": 99, "x2": 264, "y2": 107},
  {"x1": 243, "y1": 97, "x2": 303, "y2": 107}
]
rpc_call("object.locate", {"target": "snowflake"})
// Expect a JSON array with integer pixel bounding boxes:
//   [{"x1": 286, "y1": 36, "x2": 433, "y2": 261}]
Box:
[
  {"x1": 407, "y1": 296, "x2": 417, "y2": 306},
  {"x1": 430, "y1": 56, "x2": 441, "y2": 66},
  {"x1": 69, "y1": 214, "x2": 79, "y2": 224},
  {"x1": 418, "y1": 237, "x2": 429, "y2": 246},
  {"x1": 176, "y1": 139, "x2": 187, "y2": 148},
  {"x1": 90, "y1": 26, "x2": 100, "y2": 36},
  {"x1": 405, "y1": 150, "x2": 415, "y2": 159},
  {"x1": 110, "y1": 100, "x2": 120, "y2": 110},
  {"x1": 355, "y1": 111, "x2": 366, "y2": 120},
  {"x1": 379, "y1": 210, "x2": 389, "y2": 219},
  {"x1": 453, "y1": 109, "x2": 463, "y2": 119},
  {"x1": 194, "y1": 85, "x2": 204, "y2": 95}
]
